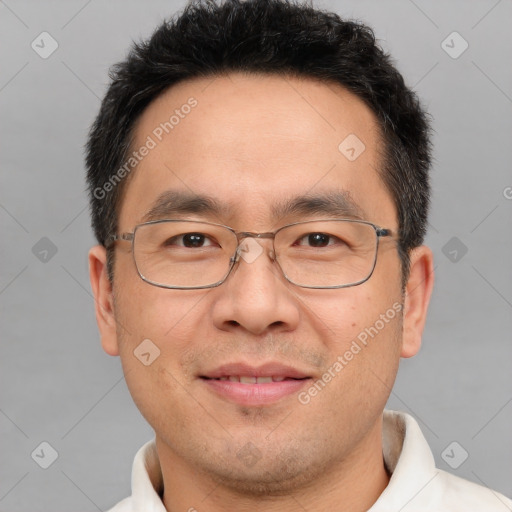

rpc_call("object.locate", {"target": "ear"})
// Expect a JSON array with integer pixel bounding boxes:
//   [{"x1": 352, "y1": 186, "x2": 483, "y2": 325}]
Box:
[
  {"x1": 401, "y1": 245, "x2": 434, "y2": 358},
  {"x1": 88, "y1": 245, "x2": 119, "y2": 356}
]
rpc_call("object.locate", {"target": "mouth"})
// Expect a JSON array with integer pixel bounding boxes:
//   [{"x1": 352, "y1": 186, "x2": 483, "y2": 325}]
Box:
[
  {"x1": 201, "y1": 375, "x2": 308, "y2": 384},
  {"x1": 199, "y1": 363, "x2": 312, "y2": 405}
]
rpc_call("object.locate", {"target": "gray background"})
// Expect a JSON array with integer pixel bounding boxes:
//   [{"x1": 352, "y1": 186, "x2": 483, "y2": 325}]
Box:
[{"x1": 1, "y1": 0, "x2": 511, "y2": 510}]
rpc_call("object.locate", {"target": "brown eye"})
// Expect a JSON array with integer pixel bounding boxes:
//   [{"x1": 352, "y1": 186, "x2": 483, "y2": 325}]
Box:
[
  {"x1": 165, "y1": 233, "x2": 216, "y2": 248},
  {"x1": 295, "y1": 233, "x2": 339, "y2": 248}
]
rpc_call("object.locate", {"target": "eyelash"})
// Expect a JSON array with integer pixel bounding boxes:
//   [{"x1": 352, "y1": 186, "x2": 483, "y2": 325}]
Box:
[{"x1": 166, "y1": 232, "x2": 344, "y2": 249}]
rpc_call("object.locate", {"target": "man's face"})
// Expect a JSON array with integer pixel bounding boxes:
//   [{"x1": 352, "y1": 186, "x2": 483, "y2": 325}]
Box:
[{"x1": 97, "y1": 73, "x2": 413, "y2": 491}]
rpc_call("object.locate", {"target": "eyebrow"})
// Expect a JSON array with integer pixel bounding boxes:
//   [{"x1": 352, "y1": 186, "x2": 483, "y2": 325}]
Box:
[
  {"x1": 141, "y1": 189, "x2": 366, "y2": 224},
  {"x1": 272, "y1": 190, "x2": 365, "y2": 221},
  {"x1": 141, "y1": 190, "x2": 231, "y2": 222}
]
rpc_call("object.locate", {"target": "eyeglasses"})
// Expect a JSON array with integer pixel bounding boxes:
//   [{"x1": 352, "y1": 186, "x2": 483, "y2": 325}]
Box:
[{"x1": 107, "y1": 219, "x2": 394, "y2": 289}]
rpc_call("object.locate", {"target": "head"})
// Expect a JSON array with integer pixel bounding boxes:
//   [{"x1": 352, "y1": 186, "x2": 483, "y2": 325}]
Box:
[{"x1": 87, "y1": 0, "x2": 434, "y2": 497}]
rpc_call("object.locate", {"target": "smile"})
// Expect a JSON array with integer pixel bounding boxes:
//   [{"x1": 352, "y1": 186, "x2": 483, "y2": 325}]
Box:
[
  {"x1": 199, "y1": 362, "x2": 312, "y2": 405},
  {"x1": 203, "y1": 375, "x2": 307, "y2": 384}
]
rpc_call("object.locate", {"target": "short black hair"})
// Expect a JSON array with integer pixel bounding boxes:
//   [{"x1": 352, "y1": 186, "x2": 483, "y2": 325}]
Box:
[{"x1": 86, "y1": 0, "x2": 432, "y2": 288}]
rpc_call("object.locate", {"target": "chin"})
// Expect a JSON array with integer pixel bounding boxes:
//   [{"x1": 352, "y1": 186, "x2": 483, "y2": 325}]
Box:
[
  {"x1": 194, "y1": 445, "x2": 331, "y2": 498},
  {"x1": 206, "y1": 462, "x2": 312, "y2": 498}
]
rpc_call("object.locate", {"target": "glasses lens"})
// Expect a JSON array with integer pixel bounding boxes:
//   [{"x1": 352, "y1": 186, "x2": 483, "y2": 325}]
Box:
[
  {"x1": 133, "y1": 221, "x2": 237, "y2": 288},
  {"x1": 131, "y1": 220, "x2": 379, "y2": 289},
  {"x1": 275, "y1": 220, "x2": 378, "y2": 287}
]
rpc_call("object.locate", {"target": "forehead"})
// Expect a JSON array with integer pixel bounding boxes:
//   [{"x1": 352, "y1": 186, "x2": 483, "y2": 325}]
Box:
[{"x1": 121, "y1": 72, "x2": 396, "y2": 229}]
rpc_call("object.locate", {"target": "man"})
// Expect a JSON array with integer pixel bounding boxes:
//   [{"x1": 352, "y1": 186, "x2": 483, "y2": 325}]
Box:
[{"x1": 86, "y1": 0, "x2": 511, "y2": 510}]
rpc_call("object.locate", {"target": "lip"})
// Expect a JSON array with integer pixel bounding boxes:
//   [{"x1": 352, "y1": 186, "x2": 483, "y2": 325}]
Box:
[
  {"x1": 200, "y1": 362, "x2": 312, "y2": 406},
  {"x1": 201, "y1": 362, "x2": 310, "y2": 380}
]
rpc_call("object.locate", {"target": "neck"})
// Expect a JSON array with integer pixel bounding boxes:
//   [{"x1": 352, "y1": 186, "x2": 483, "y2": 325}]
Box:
[{"x1": 157, "y1": 417, "x2": 390, "y2": 512}]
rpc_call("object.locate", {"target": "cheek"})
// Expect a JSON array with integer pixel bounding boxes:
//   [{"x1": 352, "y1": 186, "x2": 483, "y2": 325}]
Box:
[
  {"x1": 298, "y1": 285, "x2": 401, "y2": 347},
  {"x1": 114, "y1": 255, "x2": 208, "y2": 349},
  {"x1": 113, "y1": 286, "x2": 205, "y2": 429},
  {"x1": 121, "y1": 351, "x2": 193, "y2": 436},
  {"x1": 112, "y1": 260, "x2": 212, "y2": 393},
  {"x1": 300, "y1": 286, "x2": 403, "y2": 397}
]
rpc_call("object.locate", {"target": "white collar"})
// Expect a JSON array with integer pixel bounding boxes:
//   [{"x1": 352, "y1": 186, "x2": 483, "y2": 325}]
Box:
[
  {"x1": 122, "y1": 410, "x2": 509, "y2": 511},
  {"x1": 368, "y1": 410, "x2": 437, "y2": 511}
]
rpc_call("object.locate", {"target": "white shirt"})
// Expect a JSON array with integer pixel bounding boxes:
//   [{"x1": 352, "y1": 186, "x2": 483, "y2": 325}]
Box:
[{"x1": 107, "y1": 410, "x2": 512, "y2": 511}]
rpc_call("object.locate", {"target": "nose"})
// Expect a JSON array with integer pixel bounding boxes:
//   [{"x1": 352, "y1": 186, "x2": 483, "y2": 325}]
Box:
[{"x1": 211, "y1": 237, "x2": 300, "y2": 336}]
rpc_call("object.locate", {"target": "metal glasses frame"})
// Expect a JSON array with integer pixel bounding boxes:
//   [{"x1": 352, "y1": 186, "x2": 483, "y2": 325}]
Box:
[{"x1": 107, "y1": 218, "x2": 394, "y2": 290}]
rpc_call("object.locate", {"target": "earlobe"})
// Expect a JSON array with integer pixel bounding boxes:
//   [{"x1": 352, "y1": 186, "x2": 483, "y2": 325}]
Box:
[
  {"x1": 401, "y1": 245, "x2": 434, "y2": 359},
  {"x1": 88, "y1": 245, "x2": 120, "y2": 356}
]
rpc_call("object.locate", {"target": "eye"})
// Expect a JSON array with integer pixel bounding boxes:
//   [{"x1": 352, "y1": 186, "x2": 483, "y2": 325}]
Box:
[
  {"x1": 295, "y1": 233, "x2": 340, "y2": 248},
  {"x1": 165, "y1": 232, "x2": 217, "y2": 248}
]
